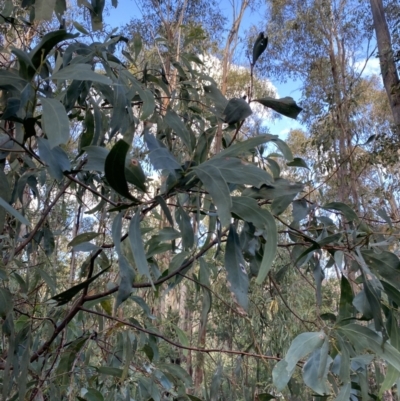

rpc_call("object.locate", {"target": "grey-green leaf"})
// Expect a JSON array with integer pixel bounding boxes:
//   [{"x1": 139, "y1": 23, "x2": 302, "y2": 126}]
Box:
[
  {"x1": 41, "y1": 97, "x2": 70, "y2": 148},
  {"x1": 225, "y1": 224, "x2": 249, "y2": 310},
  {"x1": 51, "y1": 63, "x2": 112, "y2": 85},
  {"x1": 128, "y1": 210, "x2": 152, "y2": 284},
  {"x1": 0, "y1": 196, "x2": 30, "y2": 226},
  {"x1": 194, "y1": 164, "x2": 232, "y2": 227}
]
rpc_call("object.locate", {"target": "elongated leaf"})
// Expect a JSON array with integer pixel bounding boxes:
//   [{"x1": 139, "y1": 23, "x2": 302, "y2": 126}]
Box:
[
  {"x1": 164, "y1": 109, "x2": 195, "y2": 151},
  {"x1": 52, "y1": 63, "x2": 112, "y2": 84},
  {"x1": 0, "y1": 288, "x2": 13, "y2": 318},
  {"x1": 339, "y1": 324, "x2": 400, "y2": 371},
  {"x1": 113, "y1": 213, "x2": 135, "y2": 309},
  {"x1": 30, "y1": 30, "x2": 78, "y2": 77},
  {"x1": 254, "y1": 97, "x2": 302, "y2": 119},
  {"x1": 37, "y1": 137, "x2": 71, "y2": 180},
  {"x1": 223, "y1": 98, "x2": 252, "y2": 124},
  {"x1": 0, "y1": 196, "x2": 30, "y2": 226},
  {"x1": 243, "y1": 179, "x2": 303, "y2": 200},
  {"x1": 194, "y1": 164, "x2": 232, "y2": 227},
  {"x1": 176, "y1": 207, "x2": 194, "y2": 249},
  {"x1": 68, "y1": 232, "x2": 100, "y2": 247},
  {"x1": 334, "y1": 383, "x2": 351, "y2": 401},
  {"x1": 204, "y1": 157, "x2": 273, "y2": 187},
  {"x1": 144, "y1": 132, "x2": 181, "y2": 173},
  {"x1": 362, "y1": 250, "x2": 400, "y2": 288},
  {"x1": 41, "y1": 97, "x2": 70, "y2": 148},
  {"x1": 271, "y1": 194, "x2": 296, "y2": 215},
  {"x1": 128, "y1": 210, "x2": 152, "y2": 283},
  {"x1": 322, "y1": 202, "x2": 359, "y2": 222},
  {"x1": 256, "y1": 209, "x2": 277, "y2": 284},
  {"x1": 292, "y1": 199, "x2": 308, "y2": 222},
  {"x1": 252, "y1": 32, "x2": 268, "y2": 65},
  {"x1": 51, "y1": 266, "x2": 110, "y2": 305},
  {"x1": 105, "y1": 139, "x2": 137, "y2": 201},
  {"x1": 287, "y1": 157, "x2": 309, "y2": 169},
  {"x1": 338, "y1": 275, "x2": 355, "y2": 324},
  {"x1": 225, "y1": 224, "x2": 249, "y2": 310},
  {"x1": 231, "y1": 197, "x2": 270, "y2": 229}
]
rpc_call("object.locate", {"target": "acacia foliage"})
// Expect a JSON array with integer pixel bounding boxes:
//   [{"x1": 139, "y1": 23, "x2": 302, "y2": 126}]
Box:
[{"x1": 0, "y1": 1, "x2": 400, "y2": 400}]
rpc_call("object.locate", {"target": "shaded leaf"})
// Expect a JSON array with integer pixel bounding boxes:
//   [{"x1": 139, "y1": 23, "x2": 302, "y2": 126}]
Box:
[
  {"x1": 144, "y1": 132, "x2": 181, "y2": 173},
  {"x1": 254, "y1": 97, "x2": 302, "y2": 119},
  {"x1": 128, "y1": 209, "x2": 152, "y2": 283},
  {"x1": 0, "y1": 196, "x2": 30, "y2": 226},
  {"x1": 105, "y1": 139, "x2": 137, "y2": 201},
  {"x1": 37, "y1": 137, "x2": 71, "y2": 180},
  {"x1": 40, "y1": 97, "x2": 70, "y2": 148},
  {"x1": 322, "y1": 202, "x2": 358, "y2": 222},
  {"x1": 52, "y1": 63, "x2": 112, "y2": 84},
  {"x1": 164, "y1": 109, "x2": 195, "y2": 151},
  {"x1": 302, "y1": 348, "x2": 331, "y2": 395},
  {"x1": 68, "y1": 232, "x2": 100, "y2": 247},
  {"x1": 339, "y1": 324, "x2": 400, "y2": 372},
  {"x1": 362, "y1": 250, "x2": 400, "y2": 288},
  {"x1": 83, "y1": 146, "x2": 109, "y2": 172},
  {"x1": 252, "y1": 32, "x2": 268, "y2": 65},
  {"x1": 225, "y1": 224, "x2": 249, "y2": 310},
  {"x1": 287, "y1": 157, "x2": 309, "y2": 169},
  {"x1": 194, "y1": 164, "x2": 232, "y2": 227},
  {"x1": 223, "y1": 98, "x2": 252, "y2": 124}
]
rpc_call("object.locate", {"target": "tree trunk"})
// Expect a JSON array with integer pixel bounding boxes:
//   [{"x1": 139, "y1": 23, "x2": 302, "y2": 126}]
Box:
[{"x1": 369, "y1": 0, "x2": 400, "y2": 134}]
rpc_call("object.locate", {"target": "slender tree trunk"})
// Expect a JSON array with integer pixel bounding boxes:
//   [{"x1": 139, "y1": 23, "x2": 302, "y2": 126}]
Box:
[
  {"x1": 369, "y1": 0, "x2": 400, "y2": 134},
  {"x1": 214, "y1": 0, "x2": 250, "y2": 153}
]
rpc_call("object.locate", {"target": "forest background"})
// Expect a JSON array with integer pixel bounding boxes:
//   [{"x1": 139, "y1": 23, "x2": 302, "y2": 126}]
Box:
[{"x1": 0, "y1": 0, "x2": 400, "y2": 400}]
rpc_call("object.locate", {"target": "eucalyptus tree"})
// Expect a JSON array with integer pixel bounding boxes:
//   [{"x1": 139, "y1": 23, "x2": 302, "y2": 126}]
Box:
[{"x1": 0, "y1": 1, "x2": 400, "y2": 400}]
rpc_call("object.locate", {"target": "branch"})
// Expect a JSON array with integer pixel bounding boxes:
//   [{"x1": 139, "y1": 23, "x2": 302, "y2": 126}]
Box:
[{"x1": 79, "y1": 307, "x2": 281, "y2": 361}]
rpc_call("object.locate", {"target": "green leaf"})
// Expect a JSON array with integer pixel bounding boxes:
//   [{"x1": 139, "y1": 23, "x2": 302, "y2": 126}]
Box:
[
  {"x1": 51, "y1": 63, "x2": 112, "y2": 84},
  {"x1": 96, "y1": 366, "x2": 123, "y2": 377},
  {"x1": 231, "y1": 196, "x2": 272, "y2": 230},
  {"x1": 0, "y1": 196, "x2": 30, "y2": 226},
  {"x1": 68, "y1": 232, "x2": 100, "y2": 247},
  {"x1": 194, "y1": 164, "x2": 232, "y2": 227},
  {"x1": 40, "y1": 97, "x2": 70, "y2": 148},
  {"x1": 125, "y1": 158, "x2": 147, "y2": 192},
  {"x1": 84, "y1": 388, "x2": 104, "y2": 401},
  {"x1": 30, "y1": 30, "x2": 78, "y2": 77},
  {"x1": 203, "y1": 82, "x2": 228, "y2": 118},
  {"x1": 105, "y1": 139, "x2": 137, "y2": 201},
  {"x1": 322, "y1": 202, "x2": 359, "y2": 222},
  {"x1": 83, "y1": 146, "x2": 109, "y2": 172},
  {"x1": 225, "y1": 224, "x2": 249, "y2": 311},
  {"x1": 271, "y1": 194, "x2": 296, "y2": 215},
  {"x1": 287, "y1": 157, "x2": 309, "y2": 169},
  {"x1": 51, "y1": 266, "x2": 110, "y2": 305},
  {"x1": 338, "y1": 275, "x2": 355, "y2": 324},
  {"x1": 128, "y1": 210, "x2": 152, "y2": 283},
  {"x1": 0, "y1": 288, "x2": 13, "y2": 318},
  {"x1": 210, "y1": 364, "x2": 223, "y2": 401},
  {"x1": 243, "y1": 179, "x2": 303, "y2": 200},
  {"x1": 272, "y1": 332, "x2": 325, "y2": 391},
  {"x1": 292, "y1": 199, "x2": 308, "y2": 222},
  {"x1": 223, "y1": 98, "x2": 253, "y2": 124},
  {"x1": 302, "y1": 348, "x2": 331, "y2": 395},
  {"x1": 113, "y1": 213, "x2": 135, "y2": 309},
  {"x1": 361, "y1": 250, "x2": 400, "y2": 288},
  {"x1": 35, "y1": 0, "x2": 56, "y2": 21},
  {"x1": 256, "y1": 209, "x2": 277, "y2": 285},
  {"x1": 156, "y1": 195, "x2": 174, "y2": 226},
  {"x1": 37, "y1": 138, "x2": 71, "y2": 180},
  {"x1": 252, "y1": 32, "x2": 268, "y2": 65},
  {"x1": 204, "y1": 157, "x2": 273, "y2": 187},
  {"x1": 144, "y1": 132, "x2": 181, "y2": 173},
  {"x1": 164, "y1": 109, "x2": 195, "y2": 151},
  {"x1": 158, "y1": 363, "x2": 193, "y2": 388},
  {"x1": 257, "y1": 394, "x2": 276, "y2": 401},
  {"x1": 176, "y1": 207, "x2": 194, "y2": 250},
  {"x1": 254, "y1": 97, "x2": 302, "y2": 119},
  {"x1": 334, "y1": 383, "x2": 351, "y2": 401},
  {"x1": 72, "y1": 21, "x2": 89, "y2": 34},
  {"x1": 339, "y1": 324, "x2": 400, "y2": 371}
]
